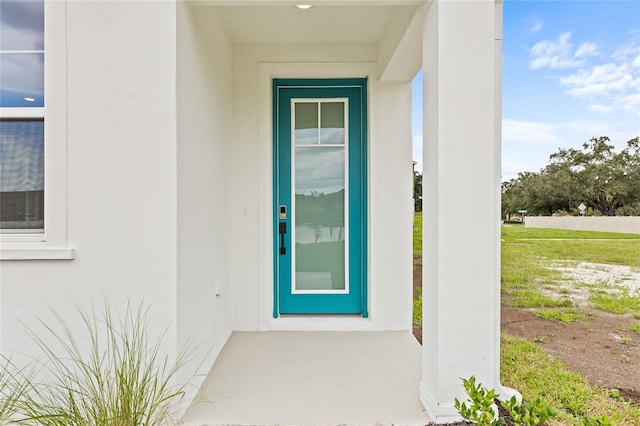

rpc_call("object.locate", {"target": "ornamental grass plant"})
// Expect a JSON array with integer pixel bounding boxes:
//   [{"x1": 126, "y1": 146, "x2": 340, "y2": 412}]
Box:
[
  {"x1": 4, "y1": 300, "x2": 190, "y2": 426},
  {"x1": 0, "y1": 355, "x2": 36, "y2": 424}
]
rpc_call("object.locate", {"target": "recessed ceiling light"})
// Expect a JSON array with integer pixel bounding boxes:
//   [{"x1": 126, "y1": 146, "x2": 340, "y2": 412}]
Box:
[
  {"x1": 24, "y1": 97, "x2": 36, "y2": 102},
  {"x1": 296, "y1": 4, "x2": 312, "y2": 9}
]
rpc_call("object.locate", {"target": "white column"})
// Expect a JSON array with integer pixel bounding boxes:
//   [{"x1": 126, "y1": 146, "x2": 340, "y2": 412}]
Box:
[
  {"x1": 420, "y1": 0, "x2": 505, "y2": 422},
  {"x1": 493, "y1": 0, "x2": 507, "y2": 393}
]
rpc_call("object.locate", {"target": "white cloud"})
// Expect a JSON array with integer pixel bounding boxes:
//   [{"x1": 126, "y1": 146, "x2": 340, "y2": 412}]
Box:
[
  {"x1": 611, "y1": 93, "x2": 640, "y2": 113},
  {"x1": 529, "y1": 21, "x2": 543, "y2": 33},
  {"x1": 502, "y1": 160, "x2": 543, "y2": 181},
  {"x1": 0, "y1": 1, "x2": 44, "y2": 50},
  {"x1": 574, "y1": 42, "x2": 598, "y2": 59},
  {"x1": 503, "y1": 119, "x2": 610, "y2": 145},
  {"x1": 529, "y1": 32, "x2": 598, "y2": 70},
  {"x1": 561, "y1": 63, "x2": 637, "y2": 97},
  {"x1": 530, "y1": 32, "x2": 640, "y2": 115},
  {"x1": 0, "y1": 53, "x2": 44, "y2": 95},
  {"x1": 558, "y1": 47, "x2": 640, "y2": 114},
  {"x1": 295, "y1": 148, "x2": 345, "y2": 195},
  {"x1": 560, "y1": 120, "x2": 610, "y2": 135},
  {"x1": 611, "y1": 32, "x2": 640, "y2": 63},
  {"x1": 0, "y1": 25, "x2": 42, "y2": 50},
  {"x1": 502, "y1": 119, "x2": 564, "y2": 144},
  {"x1": 501, "y1": 120, "x2": 629, "y2": 180},
  {"x1": 587, "y1": 104, "x2": 613, "y2": 113}
]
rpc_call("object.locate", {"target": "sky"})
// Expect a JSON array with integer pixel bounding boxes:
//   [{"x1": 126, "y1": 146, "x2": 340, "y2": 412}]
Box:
[
  {"x1": 0, "y1": 0, "x2": 44, "y2": 107},
  {"x1": 412, "y1": 0, "x2": 640, "y2": 181}
]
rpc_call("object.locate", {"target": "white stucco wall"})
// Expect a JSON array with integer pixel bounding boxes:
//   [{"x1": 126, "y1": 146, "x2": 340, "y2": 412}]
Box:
[
  {"x1": 2, "y1": 0, "x2": 415, "y2": 396},
  {"x1": 0, "y1": 0, "x2": 179, "y2": 366},
  {"x1": 230, "y1": 44, "x2": 414, "y2": 331},
  {"x1": 525, "y1": 216, "x2": 640, "y2": 234},
  {"x1": 176, "y1": 2, "x2": 234, "y2": 405},
  {"x1": 374, "y1": 82, "x2": 414, "y2": 327}
]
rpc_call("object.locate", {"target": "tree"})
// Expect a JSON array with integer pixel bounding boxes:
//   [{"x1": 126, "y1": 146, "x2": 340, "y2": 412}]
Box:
[
  {"x1": 414, "y1": 170, "x2": 422, "y2": 212},
  {"x1": 549, "y1": 136, "x2": 630, "y2": 215},
  {"x1": 502, "y1": 136, "x2": 640, "y2": 217}
]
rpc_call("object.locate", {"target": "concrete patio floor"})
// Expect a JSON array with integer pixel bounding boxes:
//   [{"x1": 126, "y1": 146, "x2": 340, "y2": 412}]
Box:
[{"x1": 180, "y1": 331, "x2": 432, "y2": 425}]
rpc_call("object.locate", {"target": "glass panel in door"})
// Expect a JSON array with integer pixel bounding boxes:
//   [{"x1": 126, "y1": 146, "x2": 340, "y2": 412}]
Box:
[{"x1": 292, "y1": 99, "x2": 348, "y2": 293}]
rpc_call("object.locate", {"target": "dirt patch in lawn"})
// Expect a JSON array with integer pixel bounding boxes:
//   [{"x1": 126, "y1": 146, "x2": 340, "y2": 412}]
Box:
[
  {"x1": 551, "y1": 261, "x2": 640, "y2": 293},
  {"x1": 412, "y1": 257, "x2": 640, "y2": 406},
  {"x1": 501, "y1": 305, "x2": 640, "y2": 404},
  {"x1": 543, "y1": 261, "x2": 640, "y2": 306}
]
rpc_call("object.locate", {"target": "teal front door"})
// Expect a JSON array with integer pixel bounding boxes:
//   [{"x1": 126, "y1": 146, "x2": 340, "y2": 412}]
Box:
[{"x1": 273, "y1": 79, "x2": 368, "y2": 317}]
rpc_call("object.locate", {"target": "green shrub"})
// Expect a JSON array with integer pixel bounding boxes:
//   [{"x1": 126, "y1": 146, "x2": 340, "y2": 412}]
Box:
[
  {"x1": 582, "y1": 414, "x2": 614, "y2": 425},
  {"x1": 502, "y1": 395, "x2": 555, "y2": 425},
  {"x1": 454, "y1": 376, "x2": 556, "y2": 426},
  {"x1": 455, "y1": 376, "x2": 556, "y2": 426},
  {"x1": 454, "y1": 376, "x2": 502, "y2": 425}
]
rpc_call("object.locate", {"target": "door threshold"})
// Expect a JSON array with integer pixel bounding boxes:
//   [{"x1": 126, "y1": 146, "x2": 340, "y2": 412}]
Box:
[
  {"x1": 279, "y1": 313, "x2": 363, "y2": 318},
  {"x1": 263, "y1": 314, "x2": 373, "y2": 331}
]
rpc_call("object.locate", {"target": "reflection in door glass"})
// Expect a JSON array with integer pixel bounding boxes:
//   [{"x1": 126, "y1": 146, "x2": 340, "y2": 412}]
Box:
[
  {"x1": 294, "y1": 146, "x2": 346, "y2": 291},
  {"x1": 295, "y1": 103, "x2": 318, "y2": 145},
  {"x1": 320, "y1": 102, "x2": 345, "y2": 145}
]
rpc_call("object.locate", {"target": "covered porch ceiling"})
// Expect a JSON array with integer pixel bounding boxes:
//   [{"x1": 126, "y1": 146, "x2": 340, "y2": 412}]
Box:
[{"x1": 191, "y1": 0, "x2": 425, "y2": 80}]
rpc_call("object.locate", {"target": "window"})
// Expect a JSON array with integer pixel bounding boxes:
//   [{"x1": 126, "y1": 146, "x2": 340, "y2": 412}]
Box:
[
  {"x1": 0, "y1": 0, "x2": 71, "y2": 259},
  {"x1": 1, "y1": 0, "x2": 45, "y2": 233},
  {"x1": 0, "y1": 119, "x2": 44, "y2": 232}
]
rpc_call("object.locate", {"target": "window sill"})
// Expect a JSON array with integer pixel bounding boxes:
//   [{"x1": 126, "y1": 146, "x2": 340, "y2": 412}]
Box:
[{"x1": 0, "y1": 248, "x2": 75, "y2": 260}]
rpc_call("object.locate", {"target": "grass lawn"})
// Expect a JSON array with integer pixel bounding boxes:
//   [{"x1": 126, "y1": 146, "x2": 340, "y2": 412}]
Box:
[
  {"x1": 413, "y1": 213, "x2": 422, "y2": 326},
  {"x1": 501, "y1": 226, "x2": 640, "y2": 241},
  {"x1": 502, "y1": 226, "x2": 640, "y2": 316},
  {"x1": 413, "y1": 217, "x2": 640, "y2": 424},
  {"x1": 502, "y1": 226, "x2": 640, "y2": 424},
  {"x1": 413, "y1": 212, "x2": 422, "y2": 260},
  {"x1": 502, "y1": 334, "x2": 640, "y2": 425},
  {"x1": 503, "y1": 226, "x2": 640, "y2": 268}
]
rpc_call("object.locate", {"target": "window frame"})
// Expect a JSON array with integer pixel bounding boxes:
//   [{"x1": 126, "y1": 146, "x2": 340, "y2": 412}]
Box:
[{"x1": 0, "y1": 1, "x2": 73, "y2": 260}]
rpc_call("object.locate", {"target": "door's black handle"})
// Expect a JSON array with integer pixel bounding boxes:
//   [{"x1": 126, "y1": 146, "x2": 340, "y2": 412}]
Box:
[{"x1": 279, "y1": 222, "x2": 287, "y2": 255}]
